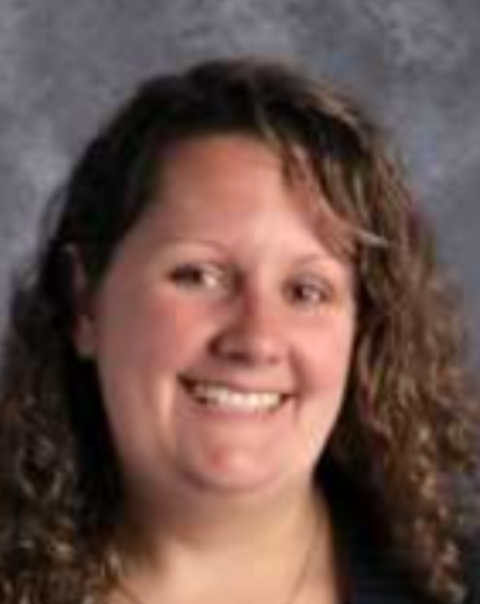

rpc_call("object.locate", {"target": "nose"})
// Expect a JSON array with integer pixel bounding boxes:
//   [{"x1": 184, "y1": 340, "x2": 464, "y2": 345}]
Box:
[{"x1": 210, "y1": 292, "x2": 286, "y2": 367}]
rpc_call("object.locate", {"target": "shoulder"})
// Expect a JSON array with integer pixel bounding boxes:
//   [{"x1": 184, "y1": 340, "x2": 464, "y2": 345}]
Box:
[
  {"x1": 321, "y1": 467, "x2": 480, "y2": 604},
  {"x1": 322, "y1": 468, "x2": 437, "y2": 604},
  {"x1": 463, "y1": 535, "x2": 480, "y2": 604}
]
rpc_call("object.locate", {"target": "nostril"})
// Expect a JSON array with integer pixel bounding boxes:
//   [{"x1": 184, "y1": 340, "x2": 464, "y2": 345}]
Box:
[{"x1": 210, "y1": 328, "x2": 283, "y2": 366}]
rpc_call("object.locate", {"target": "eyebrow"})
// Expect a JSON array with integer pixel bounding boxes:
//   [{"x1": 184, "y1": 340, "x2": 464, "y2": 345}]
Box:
[
  {"x1": 155, "y1": 237, "x2": 229, "y2": 254},
  {"x1": 292, "y1": 252, "x2": 352, "y2": 270},
  {"x1": 161, "y1": 239, "x2": 343, "y2": 259}
]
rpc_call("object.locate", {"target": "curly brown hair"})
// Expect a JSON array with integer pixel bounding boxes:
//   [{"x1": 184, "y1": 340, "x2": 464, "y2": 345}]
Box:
[{"x1": 0, "y1": 58, "x2": 478, "y2": 604}]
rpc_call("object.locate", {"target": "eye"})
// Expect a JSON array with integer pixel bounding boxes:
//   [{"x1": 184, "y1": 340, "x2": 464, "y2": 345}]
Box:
[
  {"x1": 285, "y1": 277, "x2": 332, "y2": 309},
  {"x1": 169, "y1": 262, "x2": 232, "y2": 294}
]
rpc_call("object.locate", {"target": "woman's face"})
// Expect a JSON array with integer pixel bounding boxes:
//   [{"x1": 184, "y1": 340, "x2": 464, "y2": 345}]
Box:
[{"x1": 75, "y1": 134, "x2": 356, "y2": 507}]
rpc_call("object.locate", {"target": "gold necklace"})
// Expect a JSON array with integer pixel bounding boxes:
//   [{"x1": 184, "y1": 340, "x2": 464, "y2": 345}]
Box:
[{"x1": 116, "y1": 516, "x2": 320, "y2": 604}]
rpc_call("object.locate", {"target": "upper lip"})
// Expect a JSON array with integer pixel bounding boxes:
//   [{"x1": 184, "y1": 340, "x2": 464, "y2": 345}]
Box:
[{"x1": 181, "y1": 375, "x2": 293, "y2": 397}]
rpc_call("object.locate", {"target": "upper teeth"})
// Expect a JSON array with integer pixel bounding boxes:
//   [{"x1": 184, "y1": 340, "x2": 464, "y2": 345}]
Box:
[{"x1": 188, "y1": 381, "x2": 284, "y2": 412}]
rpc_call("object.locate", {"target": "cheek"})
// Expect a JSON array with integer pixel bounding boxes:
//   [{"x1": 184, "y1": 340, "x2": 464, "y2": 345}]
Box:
[
  {"x1": 294, "y1": 317, "x2": 355, "y2": 443},
  {"x1": 93, "y1": 293, "x2": 210, "y2": 468},
  {"x1": 93, "y1": 289, "x2": 219, "y2": 431},
  {"x1": 303, "y1": 318, "x2": 355, "y2": 384},
  {"x1": 97, "y1": 289, "x2": 204, "y2": 368},
  {"x1": 291, "y1": 322, "x2": 355, "y2": 468}
]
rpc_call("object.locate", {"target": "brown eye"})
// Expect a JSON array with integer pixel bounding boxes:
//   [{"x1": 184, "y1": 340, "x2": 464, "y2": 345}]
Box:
[
  {"x1": 169, "y1": 263, "x2": 232, "y2": 293},
  {"x1": 285, "y1": 278, "x2": 331, "y2": 309}
]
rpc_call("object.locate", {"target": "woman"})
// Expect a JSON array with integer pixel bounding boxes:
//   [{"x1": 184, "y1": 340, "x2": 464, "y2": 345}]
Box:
[{"x1": 0, "y1": 58, "x2": 478, "y2": 604}]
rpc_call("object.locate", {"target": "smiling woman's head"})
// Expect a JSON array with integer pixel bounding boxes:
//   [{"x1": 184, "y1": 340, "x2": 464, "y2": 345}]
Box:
[{"x1": 0, "y1": 58, "x2": 477, "y2": 604}]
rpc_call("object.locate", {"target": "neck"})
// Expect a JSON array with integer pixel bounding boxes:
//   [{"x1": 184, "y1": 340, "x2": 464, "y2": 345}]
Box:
[{"x1": 115, "y1": 483, "x2": 335, "y2": 604}]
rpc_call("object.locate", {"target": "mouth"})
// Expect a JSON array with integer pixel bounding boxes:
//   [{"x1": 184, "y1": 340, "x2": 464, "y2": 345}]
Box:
[{"x1": 181, "y1": 377, "x2": 291, "y2": 415}]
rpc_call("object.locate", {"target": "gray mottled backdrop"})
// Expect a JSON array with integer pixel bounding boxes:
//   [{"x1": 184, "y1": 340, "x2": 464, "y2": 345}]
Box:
[{"x1": 1, "y1": 0, "x2": 479, "y2": 365}]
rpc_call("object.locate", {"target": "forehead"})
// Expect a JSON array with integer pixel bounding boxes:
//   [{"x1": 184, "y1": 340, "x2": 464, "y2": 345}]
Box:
[{"x1": 149, "y1": 134, "x2": 356, "y2": 261}]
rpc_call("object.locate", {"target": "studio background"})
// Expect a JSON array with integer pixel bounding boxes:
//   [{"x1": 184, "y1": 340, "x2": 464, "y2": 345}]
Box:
[{"x1": 0, "y1": 0, "x2": 479, "y2": 368}]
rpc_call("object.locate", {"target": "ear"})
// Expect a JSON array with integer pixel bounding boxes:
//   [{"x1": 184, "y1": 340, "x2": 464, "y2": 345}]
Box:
[{"x1": 66, "y1": 246, "x2": 98, "y2": 359}]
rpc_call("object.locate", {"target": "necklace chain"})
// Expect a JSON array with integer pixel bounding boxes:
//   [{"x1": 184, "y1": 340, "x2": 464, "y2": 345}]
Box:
[{"x1": 116, "y1": 516, "x2": 320, "y2": 604}]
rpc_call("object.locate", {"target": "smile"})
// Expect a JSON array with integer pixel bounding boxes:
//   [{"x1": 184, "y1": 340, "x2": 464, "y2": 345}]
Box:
[{"x1": 183, "y1": 379, "x2": 289, "y2": 414}]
